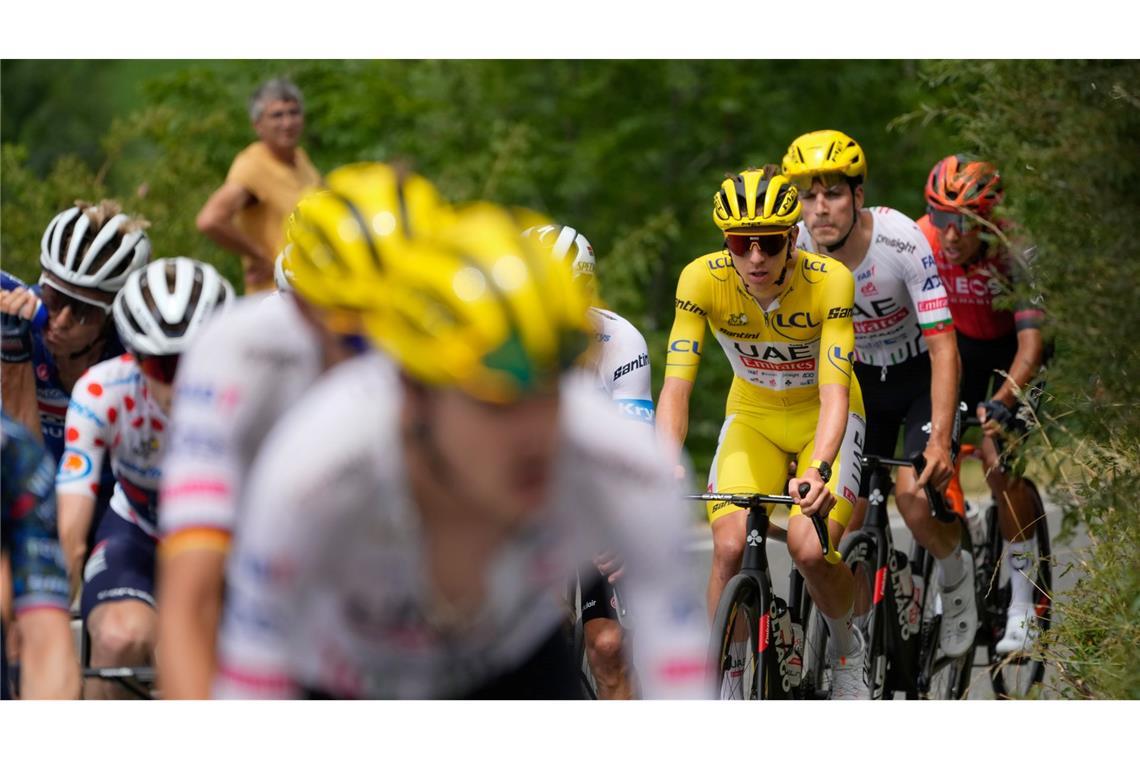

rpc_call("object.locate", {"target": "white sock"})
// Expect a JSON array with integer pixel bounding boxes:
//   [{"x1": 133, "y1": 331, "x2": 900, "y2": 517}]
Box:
[
  {"x1": 937, "y1": 548, "x2": 966, "y2": 589},
  {"x1": 824, "y1": 608, "x2": 856, "y2": 658},
  {"x1": 1005, "y1": 537, "x2": 1038, "y2": 610}
]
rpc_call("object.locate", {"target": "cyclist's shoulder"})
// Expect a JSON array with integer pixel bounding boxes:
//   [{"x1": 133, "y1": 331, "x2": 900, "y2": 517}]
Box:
[
  {"x1": 867, "y1": 207, "x2": 931, "y2": 251},
  {"x1": 77, "y1": 353, "x2": 140, "y2": 393},
  {"x1": 590, "y1": 307, "x2": 647, "y2": 346},
  {"x1": 186, "y1": 292, "x2": 312, "y2": 362},
  {"x1": 795, "y1": 248, "x2": 853, "y2": 288},
  {"x1": 681, "y1": 250, "x2": 733, "y2": 281}
]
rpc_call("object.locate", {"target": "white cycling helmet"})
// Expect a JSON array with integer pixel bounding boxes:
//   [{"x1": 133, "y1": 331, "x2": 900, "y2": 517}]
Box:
[
  {"x1": 522, "y1": 224, "x2": 596, "y2": 286},
  {"x1": 40, "y1": 201, "x2": 152, "y2": 293},
  {"x1": 113, "y1": 258, "x2": 234, "y2": 356}
]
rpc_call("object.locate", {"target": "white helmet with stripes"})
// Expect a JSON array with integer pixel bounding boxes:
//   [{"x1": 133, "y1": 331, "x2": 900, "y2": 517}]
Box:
[
  {"x1": 522, "y1": 224, "x2": 596, "y2": 289},
  {"x1": 40, "y1": 201, "x2": 152, "y2": 292},
  {"x1": 113, "y1": 258, "x2": 234, "y2": 356}
]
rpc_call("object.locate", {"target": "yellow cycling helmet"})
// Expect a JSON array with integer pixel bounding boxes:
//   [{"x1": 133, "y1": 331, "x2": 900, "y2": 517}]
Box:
[
  {"x1": 712, "y1": 168, "x2": 802, "y2": 231},
  {"x1": 363, "y1": 202, "x2": 592, "y2": 404},
  {"x1": 283, "y1": 162, "x2": 450, "y2": 312},
  {"x1": 781, "y1": 129, "x2": 867, "y2": 189}
]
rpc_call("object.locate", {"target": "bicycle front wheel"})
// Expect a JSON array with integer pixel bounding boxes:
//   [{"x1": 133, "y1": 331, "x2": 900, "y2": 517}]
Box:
[
  {"x1": 709, "y1": 574, "x2": 767, "y2": 700},
  {"x1": 802, "y1": 532, "x2": 887, "y2": 700}
]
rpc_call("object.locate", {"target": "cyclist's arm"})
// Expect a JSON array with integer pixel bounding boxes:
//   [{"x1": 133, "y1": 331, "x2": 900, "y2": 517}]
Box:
[
  {"x1": 157, "y1": 548, "x2": 226, "y2": 699},
  {"x1": 1, "y1": 282, "x2": 44, "y2": 440},
  {"x1": 55, "y1": 373, "x2": 111, "y2": 595},
  {"x1": 609, "y1": 325, "x2": 656, "y2": 425},
  {"x1": 196, "y1": 182, "x2": 269, "y2": 263},
  {"x1": 657, "y1": 260, "x2": 709, "y2": 463},
  {"x1": 918, "y1": 330, "x2": 961, "y2": 491},
  {"x1": 17, "y1": 609, "x2": 79, "y2": 699},
  {"x1": 991, "y1": 326, "x2": 1044, "y2": 409}
]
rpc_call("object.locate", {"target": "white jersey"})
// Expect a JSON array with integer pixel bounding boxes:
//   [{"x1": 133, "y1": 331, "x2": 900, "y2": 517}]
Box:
[
  {"x1": 588, "y1": 307, "x2": 655, "y2": 424},
  {"x1": 57, "y1": 356, "x2": 169, "y2": 538},
  {"x1": 214, "y1": 352, "x2": 706, "y2": 699},
  {"x1": 159, "y1": 294, "x2": 323, "y2": 550},
  {"x1": 798, "y1": 207, "x2": 954, "y2": 366}
]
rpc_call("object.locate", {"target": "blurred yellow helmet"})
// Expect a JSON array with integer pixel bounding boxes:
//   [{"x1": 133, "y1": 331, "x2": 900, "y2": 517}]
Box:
[
  {"x1": 282, "y1": 162, "x2": 450, "y2": 312},
  {"x1": 712, "y1": 168, "x2": 802, "y2": 231},
  {"x1": 781, "y1": 129, "x2": 867, "y2": 189},
  {"x1": 364, "y1": 203, "x2": 592, "y2": 404}
]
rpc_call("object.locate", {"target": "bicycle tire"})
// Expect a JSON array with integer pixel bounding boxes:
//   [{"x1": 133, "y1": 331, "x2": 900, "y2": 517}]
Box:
[
  {"x1": 802, "y1": 532, "x2": 886, "y2": 700},
  {"x1": 918, "y1": 550, "x2": 974, "y2": 699},
  {"x1": 988, "y1": 479, "x2": 1052, "y2": 698},
  {"x1": 708, "y1": 574, "x2": 767, "y2": 700}
]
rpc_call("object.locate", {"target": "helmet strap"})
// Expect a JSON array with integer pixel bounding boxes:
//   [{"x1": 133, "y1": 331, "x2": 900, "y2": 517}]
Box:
[{"x1": 773, "y1": 250, "x2": 791, "y2": 287}]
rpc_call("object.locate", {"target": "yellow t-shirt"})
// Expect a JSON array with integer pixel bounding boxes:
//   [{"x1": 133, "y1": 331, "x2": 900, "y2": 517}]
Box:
[
  {"x1": 226, "y1": 142, "x2": 320, "y2": 293},
  {"x1": 666, "y1": 248, "x2": 857, "y2": 415}
]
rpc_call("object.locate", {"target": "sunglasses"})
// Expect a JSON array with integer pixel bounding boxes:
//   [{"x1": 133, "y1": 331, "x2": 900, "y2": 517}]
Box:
[
  {"x1": 927, "y1": 207, "x2": 980, "y2": 234},
  {"x1": 39, "y1": 281, "x2": 112, "y2": 326},
  {"x1": 136, "y1": 353, "x2": 181, "y2": 384},
  {"x1": 724, "y1": 232, "x2": 790, "y2": 258},
  {"x1": 789, "y1": 172, "x2": 848, "y2": 192}
]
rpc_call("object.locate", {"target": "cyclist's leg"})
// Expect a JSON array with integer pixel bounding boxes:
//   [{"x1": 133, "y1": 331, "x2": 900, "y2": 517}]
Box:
[
  {"x1": 786, "y1": 397, "x2": 861, "y2": 621},
  {"x1": 848, "y1": 361, "x2": 908, "y2": 537},
  {"x1": 787, "y1": 387, "x2": 865, "y2": 698},
  {"x1": 706, "y1": 413, "x2": 789, "y2": 619},
  {"x1": 580, "y1": 569, "x2": 632, "y2": 699},
  {"x1": 894, "y1": 390, "x2": 964, "y2": 560},
  {"x1": 80, "y1": 510, "x2": 158, "y2": 699}
]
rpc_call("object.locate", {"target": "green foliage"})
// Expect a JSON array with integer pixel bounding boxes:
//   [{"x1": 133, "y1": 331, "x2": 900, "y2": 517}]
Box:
[
  {"x1": 2, "y1": 59, "x2": 952, "y2": 477},
  {"x1": 913, "y1": 59, "x2": 1140, "y2": 698}
]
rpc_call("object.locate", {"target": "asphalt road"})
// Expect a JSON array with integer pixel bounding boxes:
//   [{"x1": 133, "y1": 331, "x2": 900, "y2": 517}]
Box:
[{"x1": 686, "y1": 490, "x2": 1086, "y2": 700}]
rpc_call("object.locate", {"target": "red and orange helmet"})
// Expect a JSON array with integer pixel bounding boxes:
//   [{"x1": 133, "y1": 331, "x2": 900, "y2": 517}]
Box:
[{"x1": 925, "y1": 155, "x2": 1004, "y2": 218}]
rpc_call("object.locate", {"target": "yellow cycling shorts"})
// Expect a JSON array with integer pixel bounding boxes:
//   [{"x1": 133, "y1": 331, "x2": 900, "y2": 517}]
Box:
[{"x1": 705, "y1": 383, "x2": 865, "y2": 527}]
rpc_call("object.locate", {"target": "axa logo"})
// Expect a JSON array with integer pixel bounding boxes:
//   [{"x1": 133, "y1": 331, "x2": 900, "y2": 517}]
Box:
[
  {"x1": 921, "y1": 275, "x2": 942, "y2": 292},
  {"x1": 773, "y1": 311, "x2": 820, "y2": 329},
  {"x1": 674, "y1": 298, "x2": 707, "y2": 317},
  {"x1": 669, "y1": 339, "x2": 701, "y2": 355}
]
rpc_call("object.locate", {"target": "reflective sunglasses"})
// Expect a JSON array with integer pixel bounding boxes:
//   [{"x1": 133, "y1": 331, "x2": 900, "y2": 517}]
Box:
[
  {"x1": 136, "y1": 353, "x2": 181, "y2": 384},
  {"x1": 789, "y1": 171, "x2": 849, "y2": 192},
  {"x1": 38, "y1": 280, "x2": 112, "y2": 326},
  {"x1": 927, "y1": 206, "x2": 979, "y2": 234},
  {"x1": 724, "y1": 232, "x2": 790, "y2": 257}
]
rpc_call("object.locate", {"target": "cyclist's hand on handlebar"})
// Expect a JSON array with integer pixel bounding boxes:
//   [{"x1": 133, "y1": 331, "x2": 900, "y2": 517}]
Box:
[
  {"x1": 978, "y1": 399, "x2": 1013, "y2": 438},
  {"x1": 916, "y1": 439, "x2": 954, "y2": 493},
  {"x1": 790, "y1": 469, "x2": 835, "y2": 519},
  {"x1": 593, "y1": 551, "x2": 625, "y2": 584}
]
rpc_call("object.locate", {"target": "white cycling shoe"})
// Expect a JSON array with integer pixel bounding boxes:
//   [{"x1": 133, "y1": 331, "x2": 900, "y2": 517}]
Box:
[
  {"x1": 995, "y1": 606, "x2": 1038, "y2": 655},
  {"x1": 938, "y1": 550, "x2": 978, "y2": 659},
  {"x1": 829, "y1": 625, "x2": 870, "y2": 700}
]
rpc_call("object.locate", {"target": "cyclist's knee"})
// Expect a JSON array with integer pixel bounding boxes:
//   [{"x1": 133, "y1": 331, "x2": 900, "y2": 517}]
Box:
[
  {"x1": 787, "y1": 525, "x2": 829, "y2": 575},
  {"x1": 585, "y1": 620, "x2": 625, "y2": 668},
  {"x1": 88, "y1": 604, "x2": 154, "y2": 664},
  {"x1": 711, "y1": 527, "x2": 744, "y2": 572}
]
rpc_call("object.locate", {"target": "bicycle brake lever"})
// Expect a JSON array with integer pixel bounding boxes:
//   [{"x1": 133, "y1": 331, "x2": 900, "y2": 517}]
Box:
[
  {"x1": 913, "y1": 452, "x2": 958, "y2": 524},
  {"x1": 798, "y1": 482, "x2": 842, "y2": 564}
]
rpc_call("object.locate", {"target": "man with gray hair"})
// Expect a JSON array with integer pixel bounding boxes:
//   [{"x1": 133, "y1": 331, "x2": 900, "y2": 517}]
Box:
[{"x1": 197, "y1": 77, "x2": 320, "y2": 294}]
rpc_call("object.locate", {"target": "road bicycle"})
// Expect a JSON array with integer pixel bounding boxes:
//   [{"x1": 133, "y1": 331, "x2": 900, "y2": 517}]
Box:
[
  {"x1": 800, "y1": 453, "x2": 981, "y2": 699},
  {"x1": 691, "y1": 485, "x2": 839, "y2": 700},
  {"x1": 948, "y1": 417, "x2": 1053, "y2": 698}
]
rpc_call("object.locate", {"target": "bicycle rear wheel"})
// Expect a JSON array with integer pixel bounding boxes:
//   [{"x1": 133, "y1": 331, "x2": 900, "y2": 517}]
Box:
[
  {"x1": 709, "y1": 575, "x2": 766, "y2": 700},
  {"x1": 988, "y1": 481, "x2": 1052, "y2": 698},
  {"x1": 802, "y1": 532, "x2": 887, "y2": 700}
]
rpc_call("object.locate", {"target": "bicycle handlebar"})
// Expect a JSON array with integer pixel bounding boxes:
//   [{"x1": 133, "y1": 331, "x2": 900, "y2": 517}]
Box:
[
  {"x1": 687, "y1": 482, "x2": 842, "y2": 564},
  {"x1": 861, "y1": 452, "x2": 958, "y2": 524}
]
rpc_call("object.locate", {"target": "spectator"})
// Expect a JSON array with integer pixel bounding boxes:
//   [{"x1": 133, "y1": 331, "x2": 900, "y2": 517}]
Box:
[{"x1": 196, "y1": 77, "x2": 320, "y2": 294}]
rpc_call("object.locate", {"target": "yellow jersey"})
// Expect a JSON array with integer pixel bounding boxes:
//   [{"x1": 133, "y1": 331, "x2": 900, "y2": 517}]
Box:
[{"x1": 666, "y1": 248, "x2": 857, "y2": 415}]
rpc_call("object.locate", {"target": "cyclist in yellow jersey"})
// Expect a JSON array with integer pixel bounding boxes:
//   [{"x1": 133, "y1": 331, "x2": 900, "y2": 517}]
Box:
[{"x1": 657, "y1": 165, "x2": 870, "y2": 699}]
